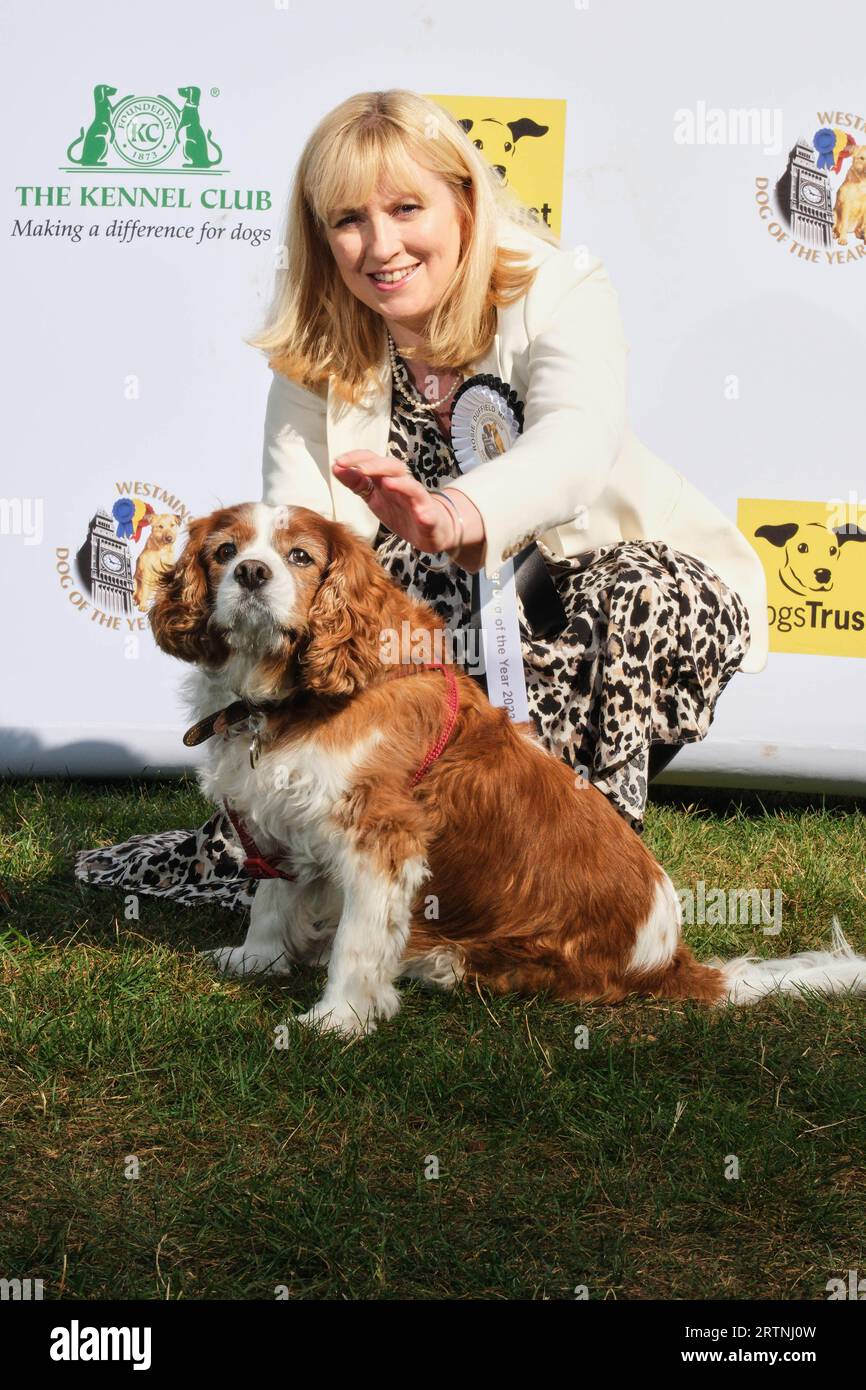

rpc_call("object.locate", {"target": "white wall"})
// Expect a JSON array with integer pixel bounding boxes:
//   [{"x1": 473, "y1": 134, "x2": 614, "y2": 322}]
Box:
[{"x1": 1, "y1": 0, "x2": 864, "y2": 788}]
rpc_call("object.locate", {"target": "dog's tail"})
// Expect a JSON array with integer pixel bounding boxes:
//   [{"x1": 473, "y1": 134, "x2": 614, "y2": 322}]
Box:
[
  {"x1": 66, "y1": 128, "x2": 86, "y2": 164},
  {"x1": 626, "y1": 875, "x2": 866, "y2": 1005},
  {"x1": 642, "y1": 913, "x2": 866, "y2": 1006},
  {"x1": 717, "y1": 918, "x2": 866, "y2": 1004}
]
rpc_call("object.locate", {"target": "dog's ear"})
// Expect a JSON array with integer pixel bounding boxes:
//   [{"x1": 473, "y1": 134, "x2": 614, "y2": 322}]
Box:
[
  {"x1": 507, "y1": 117, "x2": 549, "y2": 145},
  {"x1": 835, "y1": 525, "x2": 866, "y2": 548},
  {"x1": 755, "y1": 522, "x2": 799, "y2": 548},
  {"x1": 149, "y1": 515, "x2": 228, "y2": 667},
  {"x1": 300, "y1": 524, "x2": 394, "y2": 697}
]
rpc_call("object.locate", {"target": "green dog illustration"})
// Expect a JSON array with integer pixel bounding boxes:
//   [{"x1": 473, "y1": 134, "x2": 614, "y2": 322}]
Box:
[
  {"x1": 176, "y1": 85, "x2": 222, "y2": 168},
  {"x1": 67, "y1": 84, "x2": 117, "y2": 166}
]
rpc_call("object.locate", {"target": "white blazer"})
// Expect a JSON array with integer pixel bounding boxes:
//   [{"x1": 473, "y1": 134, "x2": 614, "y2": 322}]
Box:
[{"x1": 262, "y1": 215, "x2": 768, "y2": 674}]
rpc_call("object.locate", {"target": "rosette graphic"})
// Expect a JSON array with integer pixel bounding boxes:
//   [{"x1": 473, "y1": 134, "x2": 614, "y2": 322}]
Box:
[
  {"x1": 112, "y1": 496, "x2": 153, "y2": 542},
  {"x1": 450, "y1": 374, "x2": 524, "y2": 469},
  {"x1": 813, "y1": 126, "x2": 856, "y2": 174}
]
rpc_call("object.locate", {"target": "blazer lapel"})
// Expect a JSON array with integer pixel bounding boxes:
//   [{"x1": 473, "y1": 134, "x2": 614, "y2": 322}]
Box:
[{"x1": 326, "y1": 332, "x2": 503, "y2": 532}]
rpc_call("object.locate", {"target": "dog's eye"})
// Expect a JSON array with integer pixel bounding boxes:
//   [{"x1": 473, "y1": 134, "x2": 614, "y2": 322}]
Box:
[
  {"x1": 215, "y1": 542, "x2": 237, "y2": 564},
  {"x1": 797, "y1": 542, "x2": 808, "y2": 553},
  {"x1": 288, "y1": 548, "x2": 313, "y2": 566},
  {"x1": 830, "y1": 546, "x2": 838, "y2": 556}
]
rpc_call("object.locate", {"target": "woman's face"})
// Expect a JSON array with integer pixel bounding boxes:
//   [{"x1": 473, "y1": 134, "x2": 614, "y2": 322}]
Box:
[{"x1": 324, "y1": 159, "x2": 464, "y2": 344}]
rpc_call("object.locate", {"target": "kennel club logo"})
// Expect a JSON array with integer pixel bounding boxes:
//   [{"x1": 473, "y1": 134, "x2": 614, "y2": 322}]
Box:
[
  {"x1": 755, "y1": 109, "x2": 866, "y2": 264},
  {"x1": 55, "y1": 482, "x2": 189, "y2": 637},
  {"x1": 739, "y1": 497, "x2": 866, "y2": 657},
  {"x1": 12, "y1": 80, "x2": 273, "y2": 242},
  {"x1": 65, "y1": 84, "x2": 223, "y2": 171}
]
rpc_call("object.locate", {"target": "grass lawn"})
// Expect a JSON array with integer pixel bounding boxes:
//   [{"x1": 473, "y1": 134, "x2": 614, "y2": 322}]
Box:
[{"x1": 1, "y1": 776, "x2": 865, "y2": 1301}]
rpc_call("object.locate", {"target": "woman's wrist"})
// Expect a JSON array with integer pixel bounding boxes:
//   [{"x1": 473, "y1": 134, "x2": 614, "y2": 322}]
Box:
[
  {"x1": 433, "y1": 491, "x2": 464, "y2": 559},
  {"x1": 436, "y1": 487, "x2": 486, "y2": 572}
]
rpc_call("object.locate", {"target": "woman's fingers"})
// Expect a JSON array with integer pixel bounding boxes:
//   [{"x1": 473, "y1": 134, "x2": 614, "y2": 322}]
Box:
[
  {"x1": 334, "y1": 450, "x2": 404, "y2": 477},
  {"x1": 379, "y1": 473, "x2": 418, "y2": 496},
  {"x1": 332, "y1": 452, "x2": 406, "y2": 498},
  {"x1": 331, "y1": 464, "x2": 372, "y2": 493},
  {"x1": 331, "y1": 451, "x2": 448, "y2": 551},
  {"x1": 378, "y1": 473, "x2": 440, "y2": 521}
]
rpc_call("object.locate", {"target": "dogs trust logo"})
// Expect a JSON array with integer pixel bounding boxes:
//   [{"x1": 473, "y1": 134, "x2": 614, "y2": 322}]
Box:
[
  {"x1": 755, "y1": 108, "x2": 866, "y2": 264},
  {"x1": 428, "y1": 93, "x2": 566, "y2": 237},
  {"x1": 739, "y1": 497, "x2": 866, "y2": 657},
  {"x1": 54, "y1": 482, "x2": 190, "y2": 637},
  {"x1": 65, "y1": 84, "x2": 224, "y2": 171}
]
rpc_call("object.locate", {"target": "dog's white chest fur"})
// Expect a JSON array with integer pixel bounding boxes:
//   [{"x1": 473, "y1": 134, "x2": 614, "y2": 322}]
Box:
[{"x1": 198, "y1": 724, "x2": 384, "y2": 881}]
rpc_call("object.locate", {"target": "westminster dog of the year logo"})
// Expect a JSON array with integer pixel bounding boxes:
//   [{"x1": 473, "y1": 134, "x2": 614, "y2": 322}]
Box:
[
  {"x1": 65, "y1": 84, "x2": 223, "y2": 171},
  {"x1": 755, "y1": 109, "x2": 866, "y2": 264},
  {"x1": 54, "y1": 482, "x2": 190, "y2": 638}
]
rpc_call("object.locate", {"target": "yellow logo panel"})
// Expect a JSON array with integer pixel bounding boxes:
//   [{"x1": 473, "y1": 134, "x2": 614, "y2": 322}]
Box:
[
  {"x1": 427, "y1": 93, "x2": 566, "y2": 237},
  {"x1": 739, "y1": 497, "x2": 866, "y2": 657}
]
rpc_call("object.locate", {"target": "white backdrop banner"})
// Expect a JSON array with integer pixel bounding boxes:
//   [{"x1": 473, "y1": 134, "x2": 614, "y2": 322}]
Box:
[{"x1": 1, "y1": 0, "x2": 864, "y2": 790}]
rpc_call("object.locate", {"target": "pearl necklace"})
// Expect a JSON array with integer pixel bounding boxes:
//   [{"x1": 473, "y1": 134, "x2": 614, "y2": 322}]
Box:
[{"x1": 387, "y1": 330, "x2": 464, "y2": 411}]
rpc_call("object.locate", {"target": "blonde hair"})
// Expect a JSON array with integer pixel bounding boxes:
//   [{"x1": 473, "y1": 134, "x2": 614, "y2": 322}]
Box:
[{"x1": 246, "y1": 89, "x2": 561, "y2": 406}]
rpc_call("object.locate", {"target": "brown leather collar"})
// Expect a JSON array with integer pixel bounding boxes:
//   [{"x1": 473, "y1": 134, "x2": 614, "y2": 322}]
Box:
[{"x1": 183, "y1": 698, "x2": 283, "y2": 748}]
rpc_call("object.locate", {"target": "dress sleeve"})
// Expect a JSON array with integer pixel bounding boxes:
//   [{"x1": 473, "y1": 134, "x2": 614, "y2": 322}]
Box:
[
  {"x1": 261, "y1": 369, "x2": 334, "y2": 516},
  {"x1": 443, "y1": 252, "x2": 628, "y2": 573}
]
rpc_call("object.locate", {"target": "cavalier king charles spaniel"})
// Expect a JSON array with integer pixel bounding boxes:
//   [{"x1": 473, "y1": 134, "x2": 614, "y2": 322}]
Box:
[{"x1": 149, "y1": 502, "x2": 866, "y2": 1036}]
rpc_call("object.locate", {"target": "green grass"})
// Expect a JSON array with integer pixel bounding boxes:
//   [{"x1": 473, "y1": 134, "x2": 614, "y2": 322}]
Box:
[{"x1": 1, "y1": 777, "x2": 865, "y2": 1300}]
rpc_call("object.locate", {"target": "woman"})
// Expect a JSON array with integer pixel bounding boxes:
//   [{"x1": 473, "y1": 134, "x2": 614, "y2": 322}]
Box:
[{"x1": 76, "y1": 89, "x2": 767, "y2": 915}]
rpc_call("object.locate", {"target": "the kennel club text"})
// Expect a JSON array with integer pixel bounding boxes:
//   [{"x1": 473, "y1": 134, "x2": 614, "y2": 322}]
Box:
[{"x1": 16, "y1": 184, "x2": 271, "y2": 210}]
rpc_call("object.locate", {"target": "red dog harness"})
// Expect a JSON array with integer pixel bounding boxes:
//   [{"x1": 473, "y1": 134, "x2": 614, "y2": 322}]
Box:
[{"x1": 183, "y1": 661, "x2": 460, "y2": 881}]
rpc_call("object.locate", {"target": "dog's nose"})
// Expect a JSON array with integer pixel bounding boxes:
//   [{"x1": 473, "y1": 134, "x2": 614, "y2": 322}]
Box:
[
  {"x1": 234, "y1": 559, "x2": 272, "y2": 591},
  {"x1": 814, "y1": 568, "x2": 831, "y2": 584}
]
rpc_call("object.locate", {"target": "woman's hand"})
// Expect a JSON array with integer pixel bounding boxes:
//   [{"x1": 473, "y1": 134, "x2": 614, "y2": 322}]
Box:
[{"x1": 332, "y1": 450, "x2": 487, "y2": 571}]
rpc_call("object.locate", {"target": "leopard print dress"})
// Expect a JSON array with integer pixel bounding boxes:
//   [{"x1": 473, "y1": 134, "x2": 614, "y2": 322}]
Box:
[{"x1": 75, "y1": 350, "x2": 751, "y2": 914}]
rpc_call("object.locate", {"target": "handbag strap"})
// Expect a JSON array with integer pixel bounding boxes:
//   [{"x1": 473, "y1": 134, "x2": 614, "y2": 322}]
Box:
[{"x1": 511, "y1": 542, "x2": 569, "y2": 639}]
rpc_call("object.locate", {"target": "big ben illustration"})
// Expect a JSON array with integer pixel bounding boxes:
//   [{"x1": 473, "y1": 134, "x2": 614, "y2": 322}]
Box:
[
  {"x1": 86, "y1": 509, "x2": 134, "y2": 615},
  {"x1": 788, "y1": 138, "x2": 833, "y2": 248}
]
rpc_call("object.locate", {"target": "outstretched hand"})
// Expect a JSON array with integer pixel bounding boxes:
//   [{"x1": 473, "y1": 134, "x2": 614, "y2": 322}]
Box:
[{"x1": 332, "y1": 451, "x2": 457, "y2": 556}]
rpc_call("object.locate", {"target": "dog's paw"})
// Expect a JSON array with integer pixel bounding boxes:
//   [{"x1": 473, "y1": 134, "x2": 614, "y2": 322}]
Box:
[
  {"x1": 201, "y1": 946, "x2": 293, "y2": 979},
  {"x1": 295, "y1": 986, "x2": 400, "y2": 1037},
  {"x1": 294, "y1": 1001, "x2": 373, "y2": 1037}
]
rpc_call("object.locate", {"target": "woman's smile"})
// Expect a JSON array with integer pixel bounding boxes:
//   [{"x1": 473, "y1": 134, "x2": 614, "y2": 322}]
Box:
[{"x1": 367, "y1": 262, "x2": 422, "y2": 290}]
